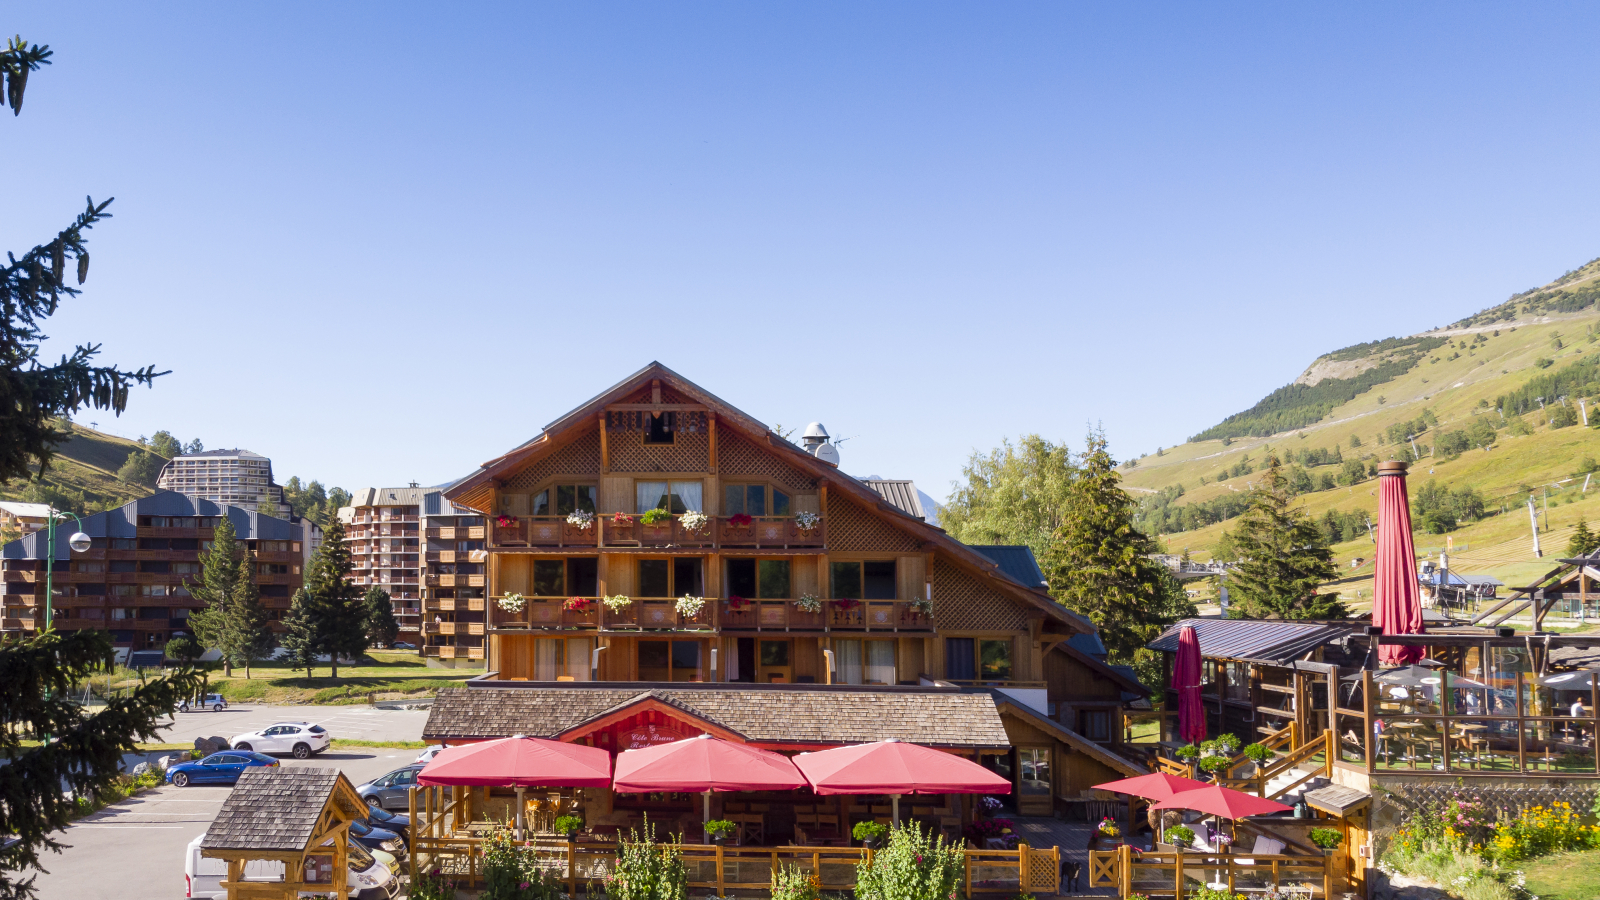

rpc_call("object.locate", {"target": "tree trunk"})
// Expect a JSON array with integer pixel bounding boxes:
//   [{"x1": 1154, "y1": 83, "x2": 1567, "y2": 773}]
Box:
[
  {"x1": 222, "y1": 657, "x2": 233, "y2": 677},
  {"x1": 330, "y1": 656, "x2": 338, "y2": 679}
]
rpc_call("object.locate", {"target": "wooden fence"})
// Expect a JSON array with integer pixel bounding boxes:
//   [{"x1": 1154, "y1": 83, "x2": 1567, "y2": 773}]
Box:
[{"x1": 1089, "y1": 844, "x2": 1332, "y2": 899}]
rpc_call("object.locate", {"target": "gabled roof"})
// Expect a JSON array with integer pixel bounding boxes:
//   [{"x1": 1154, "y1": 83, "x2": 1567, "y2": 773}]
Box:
[
  {"x1": 968, "y1": 545, "x2": 1049, "y2": 591},
  {"x1": 993, "y1": 700, "x2": 1146, "y2": 777},
  {"x1": 862, "y1": 480, "x2": 925, "y2": 520},
  {"x1": 201, "y1": 767, "x2": 362, "y2": 852},
  {"x1": 0, "y1": 501, "x2": 51, "y2": 517},
  {"x1": 444, "y1": 362, "x2": 1089, "y2": 634},
  {"x1": 423, "y1": 686, "x2": 1012, "y2": 748},
  {"x1": 3, "y1": 491, "x2": 300, "y2": 561},
  {"x1": 1147, "y1": 618, "x2": 1353, "y2": 665},
  {"x1": 349, "y1": 487, "x2": 430, "y2": 507}
]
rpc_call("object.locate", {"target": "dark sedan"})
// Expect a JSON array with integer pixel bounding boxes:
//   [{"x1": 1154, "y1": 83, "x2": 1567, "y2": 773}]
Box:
[
  {"x1": 349, "y1": 819, "x2": 406, "y2": 859},
  {"x1": 166, "y1": 751, "x2": 279, "y2": 786},
  {"x1": 363, "y1": 804, "x2": 410, "y2": 839}
]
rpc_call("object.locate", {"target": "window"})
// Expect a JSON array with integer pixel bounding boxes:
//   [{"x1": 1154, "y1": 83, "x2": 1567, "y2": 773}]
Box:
[
  {"x1": 533, "y1": 560, "x2": 565, "y2": 596},
  {"x1": 833, "y1": 639, "x2": 896, "y2": 685},
  {"x1": 725, "y1": 559, "x2": 791, "y2": 599},
  {"x1": 526, "y1": 483, "x2": 597, "y2": 518},
  {"x1": 722, "y1": 484, "x2": 791, "y2": 517},
  {"x1": 645, "y1": 412, "x2": 676, "y2": 444},
  {"x1": 944, "y1": 638, "x2": 1014, "y2": 682},
  {"x1": 1018, "y1": 748, "x2": 1052, "y2": 796},
  {"x1": 532, "y1": 637, "x2": 592, "y2": 681},
  {"x1": 638, "y1": 639, "x2": 702, "y2": 681},
  {"x1": 639, "y1": 558, "x2": 702, "y2": 597},
  {"x1": 636, "y1": 480, "x2": 703, "y2": 514},
  {"x1": 110, "y1": 538, "x2": 136, "y2": 550},
  {"x1": 829, "y1": 560, "x2": 896, "y2": 600},
  {"x1": 1077, "y1": 710, "x2": 1111, "y2": 742},
  {"x1": 530, "y1": 558, "x2": 598, "y2": 597}
]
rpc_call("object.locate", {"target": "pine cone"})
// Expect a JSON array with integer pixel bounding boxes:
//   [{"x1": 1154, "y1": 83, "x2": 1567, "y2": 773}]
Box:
[
  {"x1": 52, "y1": 241, "x2": 64, "y2": 285},
  {"x1": 77, "y1": 250, "x2": 89, "y2": 284},
  {"x1": 8, "y1": 65, "x2": 27, "y2": 115}
]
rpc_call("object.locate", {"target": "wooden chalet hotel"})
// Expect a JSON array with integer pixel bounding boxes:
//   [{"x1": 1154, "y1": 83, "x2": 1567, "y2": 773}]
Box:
[{"x1": 422, "y1": 363, "x2": 1146, "y2": 836}]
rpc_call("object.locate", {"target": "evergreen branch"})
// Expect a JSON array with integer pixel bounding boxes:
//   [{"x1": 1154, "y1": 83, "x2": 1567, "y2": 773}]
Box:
[{"x1": 1, "y1": 37, "x2": 52, "y2": 116}]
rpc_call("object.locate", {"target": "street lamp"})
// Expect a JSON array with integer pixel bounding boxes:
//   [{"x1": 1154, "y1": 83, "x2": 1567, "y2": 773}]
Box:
[{"x1": 42, "y1": 507, "x2": 91, "y2": 631}]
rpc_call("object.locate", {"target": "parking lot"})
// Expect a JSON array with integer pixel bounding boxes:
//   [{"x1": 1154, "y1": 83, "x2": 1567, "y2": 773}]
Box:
[{"x1": 33, "y1": 704, "x2": 430, "y2": 900}]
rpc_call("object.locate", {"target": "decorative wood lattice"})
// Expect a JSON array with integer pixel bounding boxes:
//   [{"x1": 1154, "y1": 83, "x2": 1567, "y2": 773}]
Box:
[
  {"x1": 1386, "y1": 782, "x2": 1600, "y2": 827},
  {"x1": 503, "y1": 432, "x2": 602, "y2": 491},
  {"x1": 717, "y1": 430, "x2": 817, "y2": 493},
  {"x1": 619, "y1": 384, "x2": 689, "y2": 405},
  {"x1": 825, "y1": 494, "x2": 922, "y2": 553},
  {"x1": 606, "y1": 429, "x2": 710, "y2": 473},
  {"x1": 1026, "y1": 848, "x2": 1061, "y2": 893},
  {"x1": 930, "y1": 556, "x2": 1029, "y2": 632},
  {"x1": 607, "y1": 410, "x2": 709, "y2": 433}
]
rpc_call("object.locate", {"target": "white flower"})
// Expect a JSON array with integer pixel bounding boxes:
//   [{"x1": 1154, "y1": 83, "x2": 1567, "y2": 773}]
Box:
[
  {"x1": 676, "y1": 595, "x2": 706, "y2": 617},
  {"x1": 566, "y1": 509, "x2": 595, "y2": 530},
  {"x1": 603, "y1": 594, "x2": 633, "y2": 612},
  {"x1": 794, "y1": 594, "x2": 822, "y2": 613},
  {"x1": 680, "y1": 510, "x2": 709, "y2": 532},
  {"x1": 794, "y1": 510, "x2": 820, "y2": 531},
  {"x1": 497, "y1": 593, "x2": 526, "y2": 613}
]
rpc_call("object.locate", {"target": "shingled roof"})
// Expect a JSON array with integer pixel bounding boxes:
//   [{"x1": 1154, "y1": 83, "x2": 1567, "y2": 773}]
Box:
[
  {"x1": 423, "y1": 687, "x2": 1011, "y2": 748},
  {"x1": 201, "y1": 768, "x2": 356, "y2": 852}
]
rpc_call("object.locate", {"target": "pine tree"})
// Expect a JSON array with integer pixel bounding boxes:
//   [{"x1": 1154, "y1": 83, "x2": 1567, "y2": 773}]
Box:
[
  {"x1": 1039, "y1": 429, "x2": 1195, "y2": 664},
  {"x1": 363, "y1": 587, "x2": 400, "y2": 648},
  {"x1": 185, "y1": 518, "x2": 243, "y2": 676},
  {"x1": 1569, "y1": 518, "x2": 1599, "y2": 559},
  {"x1": 226, "y1": 562, "x2": 275, "y2": 679},
  {"x1": 279, "y1": 589, "x2": 318, "y2": 677},
  {"x1": 1224, "y1": 457, "x2": 1346, "y2": 619},
  {"x1": 303, "y1": 517, "x2": 366, "y2": 678}
]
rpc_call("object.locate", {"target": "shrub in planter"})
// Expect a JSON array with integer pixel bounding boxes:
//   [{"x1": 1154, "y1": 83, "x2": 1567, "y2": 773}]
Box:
[
  {"x1": 770, "y1": 863, "x2": 818, "y2": 900},
  {"x1": 1199, "y1": 739, "x2": 1220, "y2": 757},
  {"x1": 853, "y1": 820, "x2": 888, "y2": 846},
  {"x1": 1241, "y1": 743, "x2": 1272, "y2": 763},
  {"x1": 854, "y1": 823, "x2": 963, "y2": 900},
  {"x1": 604, "y1": 816, "x2": 688, "y2": 900},
  {"x1": 1164, "y1": 825, "x2": 1195, "y2": 847},
  {"x1": 1308, "y1": 827, "x2": 1342, "y2": 852},
  {"x1": 704, "y1": 819, "x2": 737, "y2": 843},
  {"x1": 1199, "y1": 756, "x2": 1233, "y2": 776},
  {"x1": 1216, "y1": 733, "x2": 1242, "y2": 754},
  {"x1": 1174, "y1": 744, "x2": 1200, "y2": 761},
  {"x1": 553, "y1": 814, "x2": 584, "y2": 837},
  {"x1": 640, "y1": 508, "x2": 672, "y2": 526}
]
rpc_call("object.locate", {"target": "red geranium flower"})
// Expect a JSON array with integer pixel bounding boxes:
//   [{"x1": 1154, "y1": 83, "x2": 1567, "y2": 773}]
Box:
[{"x1": 728, "y1": 513, "x2": 754, "y2": 527}]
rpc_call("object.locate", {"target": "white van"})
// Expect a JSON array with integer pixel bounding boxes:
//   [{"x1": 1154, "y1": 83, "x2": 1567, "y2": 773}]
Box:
[{"x1": 185, "y1": 832, "x2": 396, "y2": 899}]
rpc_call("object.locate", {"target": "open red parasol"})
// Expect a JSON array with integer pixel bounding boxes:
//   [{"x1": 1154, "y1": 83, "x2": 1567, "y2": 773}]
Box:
[
  {"x1": 1173, "y1": 625, "x2": 1207, "y2": 745},
  {"x1": 1092, "y1": 772, "x2": 1211, "y2": 800},
  {"x1": 794, "y1": 739, "x2": 1010, "y2": 823},
  {"x1": 1149, "y1": 784, "x2": 1292, "y2": 819},
  {"x1": 1372, "y1": 460, "x2": 1425, "y2": 665},
  {"x1": 418, "y1": 735, "x2": 612, "y2": 787},
  {"x1": 613, "y1": 734, "x2": 807, "y2": 793}
]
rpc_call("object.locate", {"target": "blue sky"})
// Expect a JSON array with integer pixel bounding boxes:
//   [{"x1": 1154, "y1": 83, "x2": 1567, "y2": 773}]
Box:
[{"x1": 8, "y1": 3, "x2": 1600, "y2": 501}]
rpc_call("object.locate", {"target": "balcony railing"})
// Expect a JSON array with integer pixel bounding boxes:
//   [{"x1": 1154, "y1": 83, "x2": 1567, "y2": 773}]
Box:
[
  {"x1": 426, "y1": 573, "x2": 485, "y2": 588},
  {"x1": 486, "y1": 597, "x2": 929, "y2": 634},
  {"x1": 489, "y1": 515, "x2": 826, "y2": 550},
  {"x1": 491, "y1": 596, "x2": 713, "y2": 632},
  {"x1": 719, "y1": 599, "x2": 934, "y2": 633}
]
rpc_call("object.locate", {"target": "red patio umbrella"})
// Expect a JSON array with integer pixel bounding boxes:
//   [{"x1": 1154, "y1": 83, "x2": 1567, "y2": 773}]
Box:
[
  {"x1": 613, "y1": 734, "x2": 807, "y2": 824},
  {"x1": 1092, "y1": 772, "x2": 1211, "y2": 800},
  {"x1": 1173, "y1": 625, "x2": 1206, "y2": 745},
  {"x1": 794, "y1": 739, "x2": 1010, "y2": 823},
  {"x1": 420, "y1": 735, "x2": 613, "y2": 837},
  {"x1": 1372, "y1": 460, "x2": 1425, "y2": 666},
  {"x1": 1149, "y1": 784, "x2": 1291, "y2": 819}
]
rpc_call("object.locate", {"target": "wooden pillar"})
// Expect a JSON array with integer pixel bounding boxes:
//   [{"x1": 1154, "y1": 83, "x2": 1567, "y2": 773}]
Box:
[
  {"x1": 409, "y1": 782, "x2": 419, "y2": 885},
  {"x1": 1362, "y1": 670, "x2": 1375, "y2": 774},
  {"x1": 599, "y1": 414, "x2": 610, "y2": 473},
  {"x1": 709, "y1": 413, "x2": 717, "y2": 474}
]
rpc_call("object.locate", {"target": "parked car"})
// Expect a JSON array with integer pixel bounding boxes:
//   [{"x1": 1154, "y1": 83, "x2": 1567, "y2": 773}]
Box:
[
  {"x1": 229, "y1": 722, "x2": 331, "y2": 759},
  {"x1": 179, "y1": 693, "x2": 228, "y2": 713},
  {"x1": 391, "y1": 641, "x2": 416, "y2": 650},
  {"x1": 185, "y1": 832, "x2": 395, "y2": 899},
  {"x1": 355, "y1": 765, "x2": 423, "y2": 810},
  {"x1": 363, "y1": 804, "x2": 411, "y2": 839},
  {"x1": 350, "y1": 819, "x2": 406, "y2": 860},
  {"x1": 166, "y1": 752, "x2": 279, "y2": 787},
  {"x1": 414, "y1": 744, "x2": 446, "y2": 764}
]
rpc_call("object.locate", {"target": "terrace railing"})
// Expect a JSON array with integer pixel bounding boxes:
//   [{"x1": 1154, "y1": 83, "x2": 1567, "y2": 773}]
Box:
[
  {"x1": 1089, "y1": 844, "x2": 1332, "y2": 900},
  {"x1": 490, "y1": 515, "x2": 826, "y2": 550}
]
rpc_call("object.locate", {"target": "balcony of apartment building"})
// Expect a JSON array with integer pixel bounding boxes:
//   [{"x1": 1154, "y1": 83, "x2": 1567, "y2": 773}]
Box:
[
  {"x1": 424, "y1": 595, "x2": 487, "y2": 615},
  {"x1": 425, "y1": 524, "x2": 487, "y2": 541},
  {"x1": 426, "y1": 572, "x2": 485, "y2": 588},
  {"x1": 487, "y1": 595, "x2": 934, "y2": 635},
  {"x1": 489, "y1": 514, "x2": 825, "y2": 551}
]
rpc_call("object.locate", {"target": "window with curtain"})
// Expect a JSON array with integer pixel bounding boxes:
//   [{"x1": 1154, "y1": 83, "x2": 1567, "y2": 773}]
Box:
[
  {"x1": 528, "y1": 484, "x2": 596, "y2": 517},
  {"x1": 723, "y1": 484, "x2": 792, "y2": 517},
  {"x1": 636, "y1": 480, "x2": 704, "y2": 513},
  {"x1": 865, "y1": 640, "x2": 895, "y2": 685},
  {"x1": 831, "y1": 640, "x2": 896, "y2": 685},
  {"x1": 532, "y1": 638, "x2": 592, "y2": 681},
  {"x1": 834, "y1": 639, "x2": 863, "y2": 684}
]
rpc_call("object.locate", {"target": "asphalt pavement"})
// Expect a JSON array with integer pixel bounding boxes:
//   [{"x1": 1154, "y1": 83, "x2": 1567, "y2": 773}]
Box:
[{"x1": 32, "y1": 704, "x2": 430, "y2": 900}]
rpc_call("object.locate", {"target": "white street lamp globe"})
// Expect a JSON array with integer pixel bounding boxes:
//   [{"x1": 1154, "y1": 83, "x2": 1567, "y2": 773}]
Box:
[{"x1": 67, "y1": 532, "x2": 92, "y2": 553}]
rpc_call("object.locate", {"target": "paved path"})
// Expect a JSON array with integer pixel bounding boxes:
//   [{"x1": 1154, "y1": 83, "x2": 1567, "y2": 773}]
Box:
[{"x1": 33, "y1": 704, "x2": 429, "y2": 900}]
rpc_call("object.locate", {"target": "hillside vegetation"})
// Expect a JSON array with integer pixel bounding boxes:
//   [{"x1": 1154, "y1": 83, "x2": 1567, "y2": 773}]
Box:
[
  {"x1": 0, "y1": 423, "x2": 161, "y2": 515},
  {"x1": 1124, "y1": 255, "x2": 1600, "y2": 609}
]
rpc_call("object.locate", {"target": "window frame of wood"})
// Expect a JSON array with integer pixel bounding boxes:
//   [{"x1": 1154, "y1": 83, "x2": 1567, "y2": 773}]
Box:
[
  {"x1": 721, "y1": 483, "x2": 792, "y2": 517},
  {"x1": 828, "y1": 560, "x2": 897, "y2": 600}
]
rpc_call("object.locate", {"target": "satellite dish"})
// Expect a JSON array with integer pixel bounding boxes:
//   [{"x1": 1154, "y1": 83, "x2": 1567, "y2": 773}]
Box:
[{"x1": 814, "y1": 443, "x2": 840, "y2": 467}]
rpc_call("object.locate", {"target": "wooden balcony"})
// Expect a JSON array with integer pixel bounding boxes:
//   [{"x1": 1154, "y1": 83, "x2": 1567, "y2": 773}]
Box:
[
  {"x1": 488, "y1": 515, "x2": 826, "y2": 551},
  {"x1": 720, "y1": 599, "x2": 934, "y2": 633},
  {"x1": 491, "y1": 597, "x2": 713, "y2": 633},
  {"x1": 427, "y1": 526, "x2": 486, "y2": 540},
  {"x1": 426, "y1": 573, "x2": 484, "y2": 588}
]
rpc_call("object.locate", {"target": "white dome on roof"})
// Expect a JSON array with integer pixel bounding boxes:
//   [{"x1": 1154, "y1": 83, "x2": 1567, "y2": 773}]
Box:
[{"x1": 802, "y1": 422, "x2": 829, "y2": 440}]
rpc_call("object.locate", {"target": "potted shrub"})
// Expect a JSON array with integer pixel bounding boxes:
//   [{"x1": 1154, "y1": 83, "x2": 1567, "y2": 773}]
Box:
[
  {"x1": 1174, "y1": 744, "x2": 1200, "y2": 762},
  {"x1": 853, "y1": 820, "x2": 888, "y2": 849},
  {"x1": 553, "y1": 814, "x2": 584, "y2": 840},
  {"x1": 1164, "y1": 824, "x2": 1195, "y2": 848},
  {"x1": 1240, "y1": 742, "x2": 1271, "y2": 777},
  {"x1": 704, "y1": 819, "x2": 737, "y2": 845},
  {"x1": 1199, "y1": 739, "x2": 1220, "y2": 758},
  {"x1": 1216, "y1": 733, "x2": 1242, "y2": 755},
  {"x1": 1199, "y1": 755, "x2": 1233, "y2": 780},
  {"x1": 610, "y1": 512, "x2": 636, "y2": 539},
  {"x1": 1309, "y1": 827, "x2": 1342, "y2": 856}
]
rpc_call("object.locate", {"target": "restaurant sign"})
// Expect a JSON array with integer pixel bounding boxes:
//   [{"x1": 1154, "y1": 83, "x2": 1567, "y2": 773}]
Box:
[{"x1": 621, "y1": 722, "x2": 699, "y2": 750}]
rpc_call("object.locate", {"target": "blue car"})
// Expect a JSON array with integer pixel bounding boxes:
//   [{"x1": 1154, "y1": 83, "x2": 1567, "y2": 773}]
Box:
[{"x1": 166, "y1": 751, "x2": 279, "y2": 786}]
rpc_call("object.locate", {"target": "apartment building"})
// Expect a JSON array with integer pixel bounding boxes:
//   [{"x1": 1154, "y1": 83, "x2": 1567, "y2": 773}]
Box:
[
  {"x1": 156, "y1": 449, "x2": 321, "y2": 561},
  {"x1": 0, "y1": 491, "x2": 305, "y2": 650},
  {"x1": 0, "y1": 502, "x2": 52, "y2": 538},
  {"x1": 339, "y1": 486, "x2": 486, "y2": 661}
]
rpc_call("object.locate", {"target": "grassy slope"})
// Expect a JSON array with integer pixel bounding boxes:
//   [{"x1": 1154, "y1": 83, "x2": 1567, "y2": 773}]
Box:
[
  {"x1": 205, "y1": 651, "x2": 476, "y2": 705},
  {"x1": 1123, "y1": 260, "x2": 1600, "y2": 609},
  {"x1": 1523, "y1": 849, "x2": 1600, "y2": 900},
  {"x1": 0, "y1": 422, "x2": 160, "y2": 511}
]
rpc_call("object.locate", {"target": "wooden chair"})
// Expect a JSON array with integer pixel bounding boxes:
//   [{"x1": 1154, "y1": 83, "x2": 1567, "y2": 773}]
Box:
[
  {"x1": 723, "y1": 802, "x2": 746, "y2": 813},
  {"x1": 749, "y1": 803, "x2": 771, "y2": 812}
]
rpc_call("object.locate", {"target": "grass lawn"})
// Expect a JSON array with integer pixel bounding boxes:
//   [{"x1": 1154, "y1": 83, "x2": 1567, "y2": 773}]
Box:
[
  {"x1": 1523, "y1": 848, "x2": 1600, "y2": 900},
  {"x1": 201, "y1": 651, "x2": 482, "y2": 705}
]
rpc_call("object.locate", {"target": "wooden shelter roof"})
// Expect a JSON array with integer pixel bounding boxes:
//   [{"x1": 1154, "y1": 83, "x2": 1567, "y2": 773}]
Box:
[
  {"x1": 1303, "y1": 784, "x2": 1371, "y2": 816},
  {"x1": 443, "y1": 361, "x2": 1089, "y2": 633},
  {"x1": 423, "y1": 686, "x2": 1012, "y2": 749},
  {"x1": 200, "y1": 768, "x2": 363, "y2": 852},
  {"x1": 993, "y1": 699, "x2": 1146, "y2": 777}
]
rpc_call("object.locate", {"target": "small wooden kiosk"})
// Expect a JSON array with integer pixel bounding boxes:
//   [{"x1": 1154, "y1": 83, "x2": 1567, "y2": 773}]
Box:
[{"x1": 201, "y1": 767, "x2": 367, "y2": 900}]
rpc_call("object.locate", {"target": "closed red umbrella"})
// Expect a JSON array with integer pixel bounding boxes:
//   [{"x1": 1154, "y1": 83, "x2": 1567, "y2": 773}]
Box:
[
  {"x1": 794, "y1": 739, "x2": 1010, "y2": 823},
  {"x1": 1372, "y1": 460, "x2": 1425, "y2": 666},
  {"x1": 614, "y1": 734, "x2": 807, "y2": 826},
  {"x1": 1149, "y1": 784, "x2": 1291, "y2": 819},
  {"x1": 1173, "y1": 625, "x2": 1206, "y2": 745}
]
